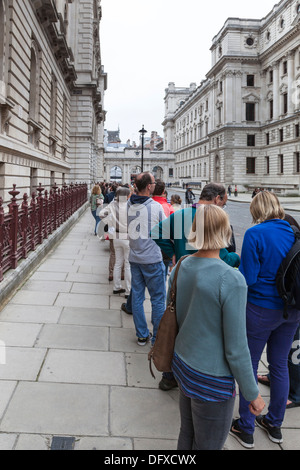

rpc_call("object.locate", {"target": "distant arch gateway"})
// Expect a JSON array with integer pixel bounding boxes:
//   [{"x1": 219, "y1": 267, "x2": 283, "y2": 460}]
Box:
[
  {"x1": 104, "y1": 148, "x2": 175, "y2": 185},
  {"x1": 110, "y1": 165, "x2": 122, "y2": 182},
  {"x1": 152, "y1": 166, "x2": 163, "y2": 179}
]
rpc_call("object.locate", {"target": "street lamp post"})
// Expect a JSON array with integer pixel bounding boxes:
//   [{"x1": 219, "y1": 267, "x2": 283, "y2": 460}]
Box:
[{"x1": 139, "y1": 125, "x2": 147, "y2": 172}]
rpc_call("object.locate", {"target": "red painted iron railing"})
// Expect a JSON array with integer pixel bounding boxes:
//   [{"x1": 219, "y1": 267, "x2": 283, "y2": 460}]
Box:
[{"x1": 0, "y1": 182, "x2": 88, "y2": 281}]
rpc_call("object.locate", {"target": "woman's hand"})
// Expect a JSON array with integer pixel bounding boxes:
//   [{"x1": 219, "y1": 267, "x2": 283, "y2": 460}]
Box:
[{"x1": 249, "y1": 393, "x2": 265, "y2": 416}]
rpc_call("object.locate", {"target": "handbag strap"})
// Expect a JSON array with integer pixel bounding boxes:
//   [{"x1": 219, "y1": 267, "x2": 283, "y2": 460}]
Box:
[{"x1": 169, "y1": 255, "x2": 189, "y2": 303}]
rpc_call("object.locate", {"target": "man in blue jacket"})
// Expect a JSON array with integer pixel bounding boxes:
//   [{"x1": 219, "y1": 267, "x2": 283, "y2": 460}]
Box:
[{"x1": 126, "y1": 172, "x2": 166, "y2": 347}]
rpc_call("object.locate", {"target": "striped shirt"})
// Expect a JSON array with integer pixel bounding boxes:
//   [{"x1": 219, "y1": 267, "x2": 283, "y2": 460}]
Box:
[{"x1": 172, "y1": 352, "x2": 236, "y2": 402}]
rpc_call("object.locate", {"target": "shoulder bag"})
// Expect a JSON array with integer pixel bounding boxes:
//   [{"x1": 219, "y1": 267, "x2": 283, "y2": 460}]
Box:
[{"x1": 148, "y1": 255, "x2": 189, "y2": 378}]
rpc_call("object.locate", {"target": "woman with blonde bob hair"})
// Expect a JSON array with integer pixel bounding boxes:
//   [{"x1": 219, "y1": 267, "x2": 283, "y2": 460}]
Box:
[
  {"x1": 169, "y1": 204, "x2": 264, "y2": 450},
  {"x1": 250, "y1": 190, "x2": 285, "y2": 224},
  {"x1": 231, "y1": 191, "x2": 300, "y2": 448},
  {"x1": 188, "y1": 204, "x2": 232, "y2": 251}
]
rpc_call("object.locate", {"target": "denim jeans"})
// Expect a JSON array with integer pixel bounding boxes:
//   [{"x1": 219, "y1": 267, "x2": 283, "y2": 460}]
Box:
[
  {"x1": 177, "y1": 386, "x2": 235, "y2": 450},
  {"x1": 91, "y1": 210, "x2": 100, "y2": 235},
  {"x1": 130, "y1": 261, "x2": 166, "y2": 343},
  {"x1": 238, "y1": 303, "x2": 300, "y2": 434}
]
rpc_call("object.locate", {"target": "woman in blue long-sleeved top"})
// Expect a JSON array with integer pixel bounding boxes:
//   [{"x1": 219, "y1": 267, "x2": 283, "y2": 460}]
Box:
[{"x1": 231, "y1": 191, "x2": 300, "y2": 448}]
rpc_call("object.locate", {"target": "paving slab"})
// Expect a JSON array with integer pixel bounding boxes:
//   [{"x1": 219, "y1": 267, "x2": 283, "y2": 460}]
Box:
[
  {"x1": 54, "y1": 292, "x2": 109, "y2": 309},
  {"x1": 0, "y1": 322, "x2": 42, "y2": 347},
  {"x1": 35, "y1": 324, "x2": 109, "y2": 351},
  {"x1": 110, "y1": 386, "x2": 180, "y2": 440},
  {"x1": 0, "y1": 305, "x2": 62, "y2": 324},
  {"x1": 0, "y1": 347, "x2": 47, "y2": 381},
  {"x1": 0, "y1": 382, "x2": 109, "y2": 436},
  {"x1": 9, "y1": 290, "x2": 58, "y2": 306},
  {"x1": 21, "y1": 279, "x2": 73, "y2": 293},
  {"x1": 59, "y1": 307, "x2": 122, "y2": 327},
  {"x1": 0, "y1": 381, "x2": 17, "y2": 419},
  {"x1": 38, "y1": 349, "x2": 126, "y2": 385}
]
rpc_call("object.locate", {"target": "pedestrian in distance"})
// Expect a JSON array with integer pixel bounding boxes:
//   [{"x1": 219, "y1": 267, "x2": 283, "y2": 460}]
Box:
[
  {"x1": 170, "y1": 194, "x2": 182, "y2": 212},
  {"x1": 90, "y1": 184, "x2": 104, "y2": 235},
  {"x1": 231, "y1": 191, "x2": 300, "y2": 448},
  {"x1": 185, "y1": 186, "x2": 195, "y2": 205},
  {"x1": 171, "y1": 204, "x2": 265, "y2": 450}
]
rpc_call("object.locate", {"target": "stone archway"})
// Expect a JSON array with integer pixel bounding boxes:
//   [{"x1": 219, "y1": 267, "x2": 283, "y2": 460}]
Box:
[
  {"x1": 110, "y1": 165, "x2": 122, "y2": 182},
  {"x1": 152, "y1": 166, "x2": 163, "y2": 180}
]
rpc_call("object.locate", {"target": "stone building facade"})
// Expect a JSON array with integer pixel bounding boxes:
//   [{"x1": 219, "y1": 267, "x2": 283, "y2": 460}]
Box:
[
  {"x1": 0, "y1": 0, "x2": 106, "y2": 204},
  {"x1": 163, "y1": 0, "x2": 300, "y2": 194}
]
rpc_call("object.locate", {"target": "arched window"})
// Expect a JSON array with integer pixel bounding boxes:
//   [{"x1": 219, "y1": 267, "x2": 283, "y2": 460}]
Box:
[
  {"x1": 28, "y1": 39, "x2": 42, "y2": 146},
  {"x1": 29, "y1": 48, "x2": 37, "y2": 120}
]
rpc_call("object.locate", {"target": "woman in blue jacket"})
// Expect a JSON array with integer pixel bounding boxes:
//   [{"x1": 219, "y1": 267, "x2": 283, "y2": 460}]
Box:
[{"x1": 231, "y1": 191, "x2": 300, "y2": 448}]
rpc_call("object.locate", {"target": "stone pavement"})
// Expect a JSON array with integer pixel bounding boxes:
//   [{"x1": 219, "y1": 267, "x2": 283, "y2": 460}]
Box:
[{"x1": 0, "y1": 208, "x2": 299, "y2": 451}]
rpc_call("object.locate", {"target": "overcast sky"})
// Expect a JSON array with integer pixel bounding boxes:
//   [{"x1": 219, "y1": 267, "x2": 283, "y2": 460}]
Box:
[{"x1": 100, "y1": 0, "x2": 278, "y2": 144}]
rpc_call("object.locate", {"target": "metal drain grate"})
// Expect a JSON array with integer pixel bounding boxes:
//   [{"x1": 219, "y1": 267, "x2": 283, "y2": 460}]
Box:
[{"x1": 51, "y1": 436, "x2": 75, "y2": 450}]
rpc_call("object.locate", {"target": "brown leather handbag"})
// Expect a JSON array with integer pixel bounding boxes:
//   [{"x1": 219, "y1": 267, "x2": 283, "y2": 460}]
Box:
[{"x1": 148, "y1": 255, "x2": 189, "y2": 378}]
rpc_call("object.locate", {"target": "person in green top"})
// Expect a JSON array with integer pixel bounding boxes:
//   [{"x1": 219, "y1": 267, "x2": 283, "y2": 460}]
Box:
[
  {"x1": 170, "y1": 204, "x2": 265, "y2": 450},
  {"x1": 151, "y1": 182, "x2": 240, "y2": 269},
  {"x1": 90, "y1": 184, "x2": 104, "y2": 235},
  {"x1": 150, "y1": 183, "x2": 240, "y2": 391}
]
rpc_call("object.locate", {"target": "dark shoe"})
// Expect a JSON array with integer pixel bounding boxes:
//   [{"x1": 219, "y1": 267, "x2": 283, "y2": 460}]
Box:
[
  {"x1": 121, "y1": 303, "x2": 132, "y2": 315},
  {"x1": 159, "y1": 377, "x2": 178, "y2": 391},
  {"x1": 255, "y1": 415, "x2": 283, "y2": 443},
  {"x1": 137, "y1": 333, "x2": 152, "y2": 346},
  {"x1": 230, "y1": 419, "x2": 254, "y2": 449},
  {"x1": 257, "y1": 374, "x2": 270, "y2": 387},
  {"x1": 113, "y1": 289, "x2": 126, "y2": 294},
  {"x1": 108, "y1": 276, "x2": 113, "y2": 281},
  {"x1": 286, "y1": 401, "x2": 300, "y2": 409}
]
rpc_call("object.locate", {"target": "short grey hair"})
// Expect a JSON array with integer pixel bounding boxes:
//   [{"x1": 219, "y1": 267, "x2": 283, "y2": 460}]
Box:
[{"x1": 115, "y1": 186, "x2": 130, "y2": 201}]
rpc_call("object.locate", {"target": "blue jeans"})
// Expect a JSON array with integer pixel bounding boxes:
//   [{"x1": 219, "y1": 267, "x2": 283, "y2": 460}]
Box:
[
  {"x1": 130, "y1": 261, "x2": 166, "y2": 343},
  {"x1": 91, "y1": 210, "x2": 100, "y2": 235},
  {"x1": 238, "y1": 303, "x2": 300, "y2": 434}
]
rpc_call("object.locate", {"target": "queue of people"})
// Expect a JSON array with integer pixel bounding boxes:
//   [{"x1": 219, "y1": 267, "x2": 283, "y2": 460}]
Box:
[{"x1": 90, "y1": 176, "x2": 300, "y2": 450}]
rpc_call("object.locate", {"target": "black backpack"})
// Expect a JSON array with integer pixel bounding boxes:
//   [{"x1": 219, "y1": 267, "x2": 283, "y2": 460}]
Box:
[{"x1": 276, "y1": 225, "x2": 300, "y2": 319}]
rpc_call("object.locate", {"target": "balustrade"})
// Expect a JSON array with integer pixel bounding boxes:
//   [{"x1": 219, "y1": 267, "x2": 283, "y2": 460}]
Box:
[{"x1": 0, "y1": 182, "x2": 88, "y2": 281}]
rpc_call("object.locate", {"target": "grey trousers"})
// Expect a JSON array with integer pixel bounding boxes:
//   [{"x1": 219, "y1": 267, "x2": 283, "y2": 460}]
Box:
[{"x1": 177, "y1": 387, "x2": 235, "y2": 450}]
